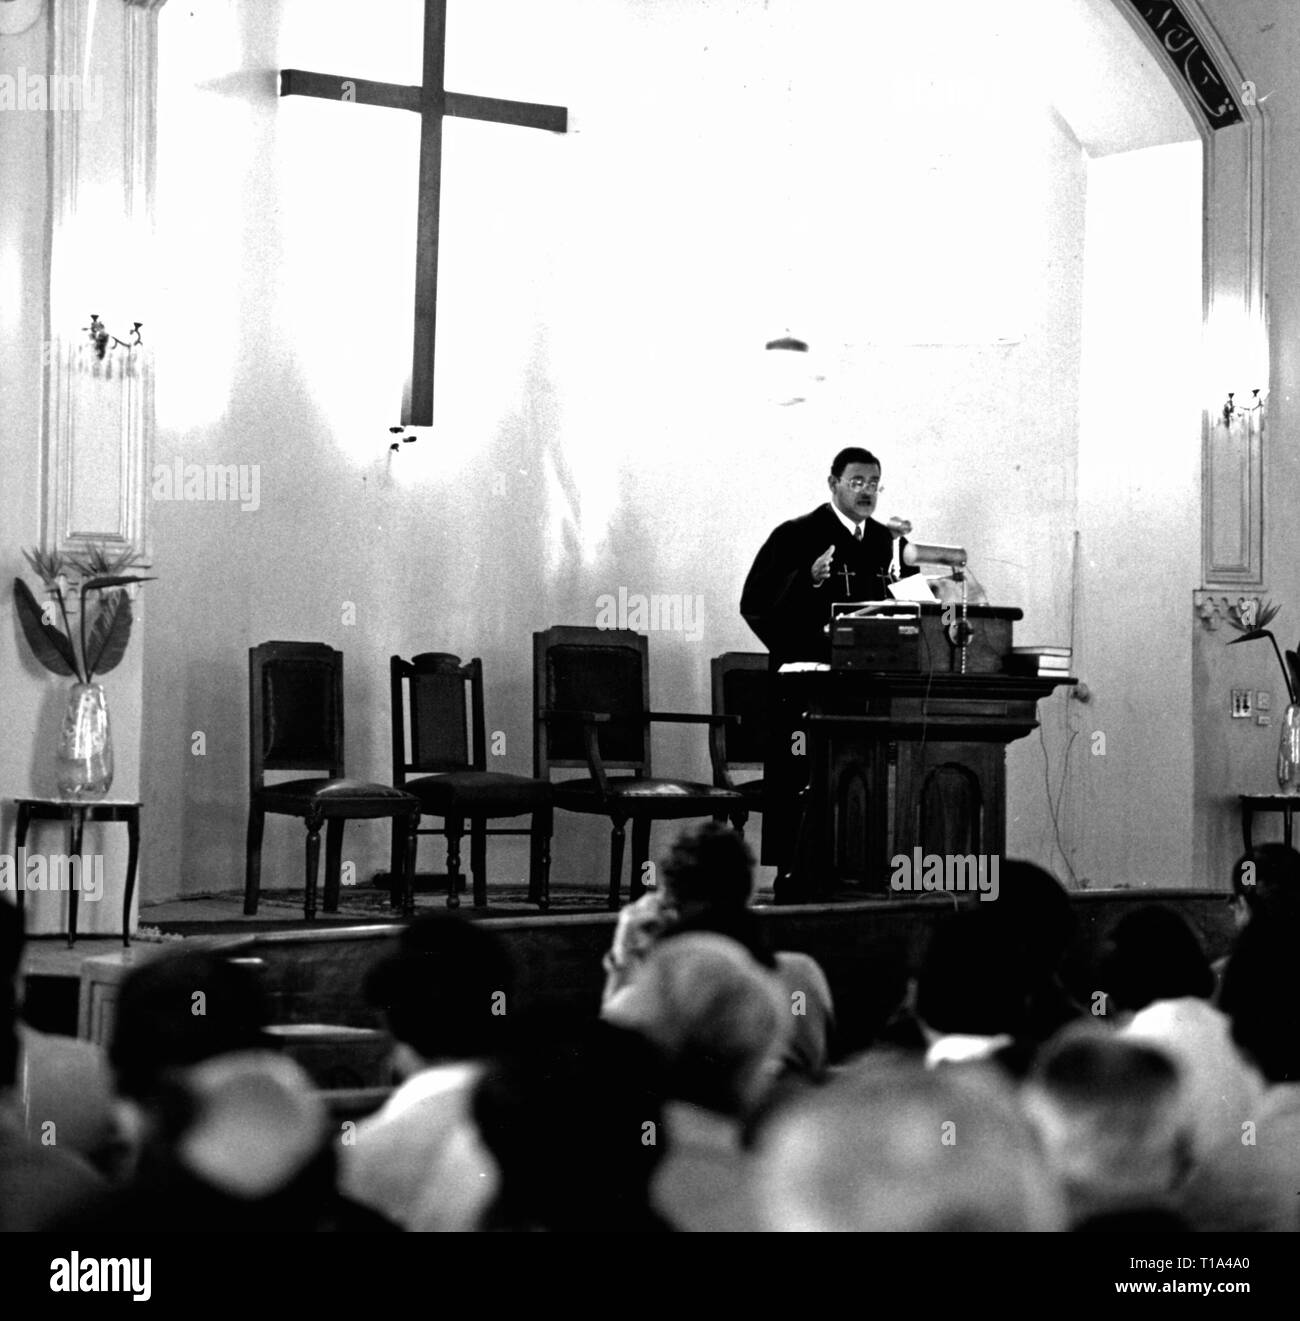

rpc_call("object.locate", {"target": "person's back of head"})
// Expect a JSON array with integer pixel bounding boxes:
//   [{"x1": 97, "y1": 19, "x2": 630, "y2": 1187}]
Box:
[
  {"x1": 663, "y1": 902, "x2": 776, "y2": 970},
  {"x1": 1022, "y1": 1024, "x2": 1189, "y2": 1223},
  {"x1": 175, "y1": 1051, "x2": 329, "y2": 1203},
  {"x1": 659, "y1": 821, "x2": 754, "y2": 914},
  {"x1": 916, "y1": 908, "x2": 1027, "y2": 1039},
  {"x1": 1219, "y1": 914, "x2": 1300, "y2": 1083},
  {"x1": 364, "y1": 913, "x2": 515, "y2": 1063},
  {"x1": 1, "y1": 899, "x2": 22, "y2": 1089},
  {"x1": 990, "y1": 860, "x2": 1076, "y2": 978},
  {"x1": 603, "y1": 932, "x2": 789, "y2": 1118},
  {"x1": 1100, "y1": 906, "x2": 1214, "y2": 1013},
  {"x1": 757, "y1": 1058, "x2": 1063, "y2": 1231},
  {"x1": 1232, "y1": 845, "x2": 1300, "y2": 927},
  {"x1": 109, "y1": 947, "x2": 269, "y2": 1104},
  {"x1": 471, "y1": 1014, "x2": 669, "y2": 1231}
]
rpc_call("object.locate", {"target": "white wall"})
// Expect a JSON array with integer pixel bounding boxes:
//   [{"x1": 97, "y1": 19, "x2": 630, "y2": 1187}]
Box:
[
  {"x1": 134, "y1": 0, "x2": 1201, "y2": 901},
  {"x1": 1068, "y1": 141, "x2": 1203, "y2": 887},
  {"x1": 1193, "y1": 1, "x2": 1300, "y2": 884},
  {"x1": 1, "y1": 6, "x2": 144, "y2": 935}
]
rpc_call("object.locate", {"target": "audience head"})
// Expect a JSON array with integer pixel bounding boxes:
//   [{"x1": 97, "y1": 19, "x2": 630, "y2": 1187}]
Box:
[
  {"x1": 1022, "y1": 1024, "x2": 1190, "y2": 1224},
  {"x1": 1219, "y1": 917, "x2": 1300, "y2": 1082},
  {"x1": 1230, "y1": 844, "x2": 1300, "y2": 928},
  {"x1": 916, "y1": 908, "x2": 1027, "y2": 1039},
  {"x1": 1121, "y1": 995, "x2": 1264, "y2": 1159},
  {"x1": 364, "y1": 914, "x2": 515, "y2": 1065},
  {"x1": 604, "y1": 933, "x2": 789, "y2": 1118},
  {"x1": 1, "y1": 898, "x2": 22, "y2": 1089},
  {"x1": 990, "y1": 860, "x2": 1075, "y2": 978},
  {"x1": 174, "y1": 1051, "x2": 328, "y2": 1200},
  {"x1": 1099, "y1": 905, "x2": 1214, "y2": 1013},
  {"x1": 659, "y1": 821, "x2": 754, "y2": 913},
  {"x1": 758, "y1": 1059, "x2": 1063, "y2": 1231},
  {"x1": 472, "y1": 1015, "x2": 668, "y2": 1231},
  {"x1": 109, "y1": 947, "x2": 269, "y2": 1105}
]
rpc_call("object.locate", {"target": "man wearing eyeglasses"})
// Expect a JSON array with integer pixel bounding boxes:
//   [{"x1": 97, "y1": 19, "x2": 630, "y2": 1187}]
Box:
[
  {"x1": 739, "y1": 448, "x2": 919, "y2": 898},
  {"x1": 740, "y1": 447, "x2": 918, "y2": 665}
]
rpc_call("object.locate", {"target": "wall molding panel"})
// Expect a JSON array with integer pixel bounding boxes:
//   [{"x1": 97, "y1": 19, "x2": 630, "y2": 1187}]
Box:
[{"x1": 43, "y1": 0, "x2": 166, "y2": 563}]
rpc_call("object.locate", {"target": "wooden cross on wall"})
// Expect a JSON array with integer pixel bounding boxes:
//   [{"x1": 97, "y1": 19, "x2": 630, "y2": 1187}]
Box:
[{"x1": 281, "y1": 0, "x2": 568, "y2": 425}]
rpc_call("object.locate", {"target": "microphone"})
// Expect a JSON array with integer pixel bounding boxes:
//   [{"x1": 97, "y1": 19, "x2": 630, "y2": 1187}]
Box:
[{"x1": 902, "y1": 543, "x2": 968, "y2": 569}]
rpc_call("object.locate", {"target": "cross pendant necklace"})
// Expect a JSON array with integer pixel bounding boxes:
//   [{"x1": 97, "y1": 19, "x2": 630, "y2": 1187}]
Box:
[{"x1": 838, "y1": 562, "x2": 856, "y2": 596}]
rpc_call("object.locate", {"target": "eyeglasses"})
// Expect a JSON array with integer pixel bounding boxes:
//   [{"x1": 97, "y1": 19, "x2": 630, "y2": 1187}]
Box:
[{"x1": 844, "y1": 478, "x2": 883, "y2": 493}]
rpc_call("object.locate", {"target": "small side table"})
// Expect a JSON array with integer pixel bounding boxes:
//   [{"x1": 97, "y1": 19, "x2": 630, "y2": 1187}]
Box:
[
  {"x1": 12, "y1": 798, "x2": 141, "y2": 948},
  {"x1": 1239, "y1": 793, "x2": 1300, "y2": 853}
]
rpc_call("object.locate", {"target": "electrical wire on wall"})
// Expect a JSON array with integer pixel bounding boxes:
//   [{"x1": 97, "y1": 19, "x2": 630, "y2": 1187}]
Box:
[{"x1": 1037, "y1": 530, "x2": 1082, "y2": 888}]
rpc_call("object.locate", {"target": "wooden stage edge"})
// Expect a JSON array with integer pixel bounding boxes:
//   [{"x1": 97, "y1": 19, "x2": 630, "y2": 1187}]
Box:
[{"x1": 23, "y1": 889, "x2": 1240, "y2": 1056}]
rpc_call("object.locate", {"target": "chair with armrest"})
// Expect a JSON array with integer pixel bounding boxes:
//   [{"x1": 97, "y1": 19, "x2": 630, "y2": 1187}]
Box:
[
  {"x1": 533, "y1": 625, "x2": 747, "y2": 910},
  {"x1": 709, "y1": 651, "x2": 771, "y2": 833},
  {"x1": 244, "y1": 641, "x2": 420, "y2": 921},
  {"x1": 390, "y1": 652, "x2": 554, "y2": 910}
]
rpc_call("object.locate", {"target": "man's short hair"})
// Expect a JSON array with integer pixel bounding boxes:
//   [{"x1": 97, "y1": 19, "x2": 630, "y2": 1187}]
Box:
[
  {"x1": 1219, "y1": 916, "x2": 1300, "y2": 1082},
  {"x1": 829, "y1": 447, "x2": 880, "y2": 480},
  {"x1": 603, "y1": 933, "x2": 788, "y2": 1117},
  {"x1": 916, "y1": 908, "x2": 1027, "y2": 1037},
  {"x1": 659, "y1": 821, "x2": 754, "y2": 911},
  {"x1": 1, "y1": 899, "x2": 22, "y2": 1088},
  {"x1": 365, "y1": 914, "x2": 515, "y2": 1061},
  {"x1": 1023, "y1": 1024, "x2": 1188, "y2": 1217},
  {"x1": 758, "y1": 1059, "x2": 1063, "y2": 1231},
  {"x1": 1232, "y1": 844, "x2": 1300, "y2": 920},
  {"x1": 1100, "y1": 905, "x2": 1214, "y2": 1011},
  {"x1": 110, "y1": 948, "x2": 270, "y2": 1102}
]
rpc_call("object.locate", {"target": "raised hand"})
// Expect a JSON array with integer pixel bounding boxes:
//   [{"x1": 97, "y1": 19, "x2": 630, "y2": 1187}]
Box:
[
  {"x1": 811, "y1": 543, "x2": 836, "y2": 586},
  {"x1": 888, "y1": 517, "x2": 913, "y2": 539}
]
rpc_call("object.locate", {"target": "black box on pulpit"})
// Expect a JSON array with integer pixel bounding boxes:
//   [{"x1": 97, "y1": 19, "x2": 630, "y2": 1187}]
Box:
[{"x1": 829, "y1": 602, "x2": 921, "y2": 672}]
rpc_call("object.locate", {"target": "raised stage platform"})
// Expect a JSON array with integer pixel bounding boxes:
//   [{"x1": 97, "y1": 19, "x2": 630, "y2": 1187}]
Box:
[{"x1": 21, "y1": 888, "x2": 1240, "y2": 1067}]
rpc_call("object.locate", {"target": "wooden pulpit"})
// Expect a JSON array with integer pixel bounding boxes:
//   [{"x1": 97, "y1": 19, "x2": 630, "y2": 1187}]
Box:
[{"x1": 765, "y1": 604, "x2": 1073, "y2": 901}]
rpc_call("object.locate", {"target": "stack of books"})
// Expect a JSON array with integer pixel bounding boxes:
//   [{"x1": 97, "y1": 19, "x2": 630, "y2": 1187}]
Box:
[{"x1": 1006, "y1": 645, "x2": 1072, "y2": 678}]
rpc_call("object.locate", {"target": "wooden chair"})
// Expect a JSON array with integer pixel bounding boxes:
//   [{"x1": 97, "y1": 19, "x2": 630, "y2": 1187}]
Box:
[
  {"x1": 709, "y1": 651, "x2": 771, "y2": 831},
  {"x1": 533, "y1": 625, "x2": 747, "y2": 910},
  {"x1": 390, "y1": 653, "x2": 554, "y2": 910},
  {"x1": 244, "y1": 641, "x2": 420, "y2": 921}
]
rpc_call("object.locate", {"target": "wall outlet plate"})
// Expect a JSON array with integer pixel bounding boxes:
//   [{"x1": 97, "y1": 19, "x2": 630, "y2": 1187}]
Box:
[
  {"x1": 1232, "y1": 689, "x2": 1253, "y2": 718},
  {"x1": 1258, "y1": 690, "x2": 1272, "y2": 712}
]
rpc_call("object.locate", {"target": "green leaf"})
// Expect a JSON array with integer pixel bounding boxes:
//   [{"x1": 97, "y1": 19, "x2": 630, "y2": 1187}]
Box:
[
  {"x1": 83, "y1": 591, "x2": 134, "y2": 679},
  {"x1": 12, "y1": 578, "x2": 79, "y2": 678}
]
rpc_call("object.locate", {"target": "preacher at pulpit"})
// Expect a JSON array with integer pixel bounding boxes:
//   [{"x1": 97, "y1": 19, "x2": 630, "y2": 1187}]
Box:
[{"x1": 740, "y1": 448, "x2": 919, "y2": 664}]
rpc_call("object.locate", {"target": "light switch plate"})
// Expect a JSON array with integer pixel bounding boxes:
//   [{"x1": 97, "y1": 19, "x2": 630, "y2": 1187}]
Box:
[
  {"x1": 1232, "y1": 689, "x2": 1253, "y2": 718},
  {"x1": 1258, "y1": 691, "x2": 1272, "y2": 712}
]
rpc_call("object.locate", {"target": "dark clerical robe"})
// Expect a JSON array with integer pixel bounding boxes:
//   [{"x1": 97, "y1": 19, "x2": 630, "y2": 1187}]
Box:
[
  {"x1": 740, "y1": 503, "x2": 918, "y2": 664},
  {"x1": 739, "y1": 503, "x2": 919, "y2": 883}
]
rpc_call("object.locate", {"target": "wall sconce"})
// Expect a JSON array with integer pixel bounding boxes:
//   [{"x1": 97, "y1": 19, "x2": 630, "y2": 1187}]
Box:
[
  {"x1": 79, "y1": 314, "x2": 144, "y2": 378},
  {"x1": 1222, "y1": 387, "x2": 1265, "y2": 427}
]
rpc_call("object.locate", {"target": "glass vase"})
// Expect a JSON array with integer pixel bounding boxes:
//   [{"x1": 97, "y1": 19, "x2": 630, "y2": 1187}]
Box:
[
  {"x1": 1278, "y1": 703, "x2": 1300, "y2": 794},
  {"x1": 56, "y1": 682, "x2": 114, "y2": 800}
]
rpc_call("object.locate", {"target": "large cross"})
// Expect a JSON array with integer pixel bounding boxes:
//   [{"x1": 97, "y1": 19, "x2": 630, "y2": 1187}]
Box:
[{"x1": 281, "y1": 0, "x2": 568, "y2": 425}]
